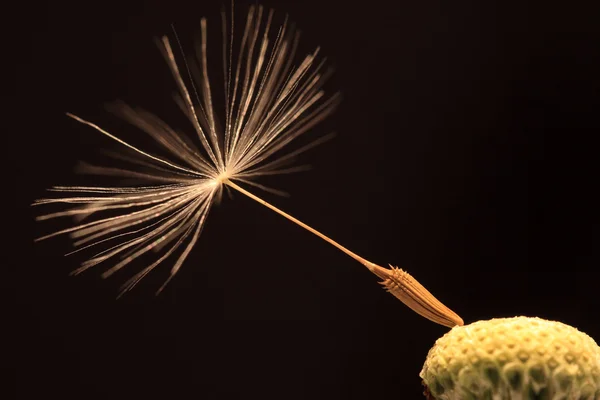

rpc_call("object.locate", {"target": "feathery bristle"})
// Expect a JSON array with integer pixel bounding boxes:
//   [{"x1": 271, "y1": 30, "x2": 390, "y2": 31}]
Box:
[{"x1": 34, "y1": 5, "x2": 339, "y2": 295}]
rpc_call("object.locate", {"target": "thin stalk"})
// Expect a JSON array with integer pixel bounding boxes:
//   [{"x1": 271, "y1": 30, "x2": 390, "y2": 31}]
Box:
[
  {"x1": 224, "y1": 179, "x2": 464, "y2": 328},
  {"x1": 224, "y1": 179, "x2": 375, "y2": 269}
]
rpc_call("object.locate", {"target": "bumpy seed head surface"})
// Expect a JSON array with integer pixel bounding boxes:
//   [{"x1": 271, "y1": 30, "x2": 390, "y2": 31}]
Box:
[{"x1": 420, "y1": 316, "x2": 600, "y2": 400}]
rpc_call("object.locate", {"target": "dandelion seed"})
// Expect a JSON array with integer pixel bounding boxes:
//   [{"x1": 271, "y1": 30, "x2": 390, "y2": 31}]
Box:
[{"x1": 33, "y1": 5, "x2": 463, "y2": 328}]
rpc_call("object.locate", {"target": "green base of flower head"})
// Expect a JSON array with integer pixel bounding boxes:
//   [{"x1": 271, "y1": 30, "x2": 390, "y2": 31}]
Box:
[{"x1": 420, "y1": 316, "x2": 600, "y2": 400}]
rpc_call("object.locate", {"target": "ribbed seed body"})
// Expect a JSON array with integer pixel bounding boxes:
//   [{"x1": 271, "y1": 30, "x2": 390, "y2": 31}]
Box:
[
  {"x1": 420, "y1": 316, "x2": 600, "y2": 400},
  {"x1": 377, "y1": 266, "x2": 463, "y2": 328}
]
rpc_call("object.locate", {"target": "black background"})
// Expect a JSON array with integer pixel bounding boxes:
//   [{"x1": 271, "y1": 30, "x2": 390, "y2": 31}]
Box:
[{"x1": 9, "y1": 0, "x2": 600, "y2": 399}]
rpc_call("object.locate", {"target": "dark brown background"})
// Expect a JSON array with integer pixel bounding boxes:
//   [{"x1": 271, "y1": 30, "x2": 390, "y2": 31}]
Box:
[{"x1": 9, "y1": 0, "x2": 600, "y2": 398}]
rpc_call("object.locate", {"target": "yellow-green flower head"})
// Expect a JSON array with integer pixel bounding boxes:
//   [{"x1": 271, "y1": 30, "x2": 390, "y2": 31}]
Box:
[{"x1": 420, "y1": 316, "x2": 600, "y2": 400}]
